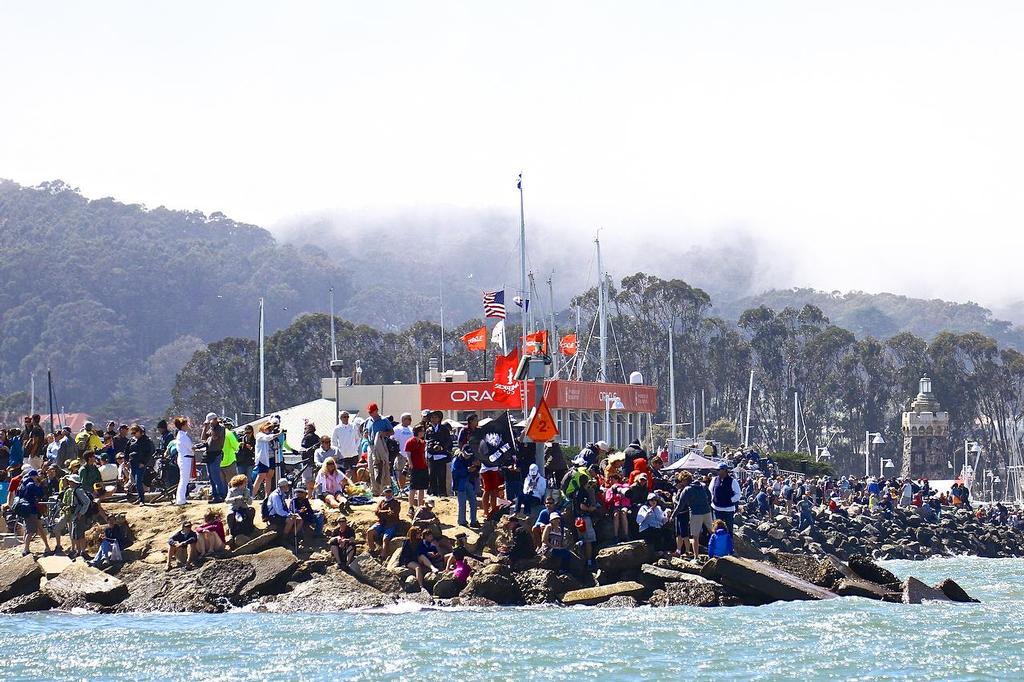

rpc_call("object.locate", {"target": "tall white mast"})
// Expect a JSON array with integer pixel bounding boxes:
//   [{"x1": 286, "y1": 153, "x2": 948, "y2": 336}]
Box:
[
  {"x1": 595, "y1": 234, "x2": 607, "y2": 383},
  {"x1": 668, "y1": 319, "x2": 676, "y2": 440},
  {"x1": 439, "y1": 276, "x2": 446, "y2": 372},
  {"x1": 547, "y1": 273, "x2": 557, "y2": 372},
  {"x1": 258, "y1": 297, "x2": 265, "y2": 418},
  {"x1": 329, "y1": 287, "x2": 337, "y2": 361},
  {"x1": 794, "y1": 390, "x2": 800, "y2": 453},
  {"x1": 744, "y1": 369, "x2": 754, "y2": 447},
  {"x1": 518, "y1": 173, "x2": 528, "y2": 420}
]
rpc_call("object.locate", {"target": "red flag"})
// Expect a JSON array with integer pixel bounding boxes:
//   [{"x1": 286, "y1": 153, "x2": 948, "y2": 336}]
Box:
[
  {"x1": 559, "y1": 333, "x2": 577, "y2": 356},
  {"x1": 525, "y1": 330, "x2": 548, "y2": 355},
  {"x1": 461, "y1": 325, "x2": 487, "y2": 351},
  {"x1": 492, "y1": 348, "x2": 521, "y2": 405}
]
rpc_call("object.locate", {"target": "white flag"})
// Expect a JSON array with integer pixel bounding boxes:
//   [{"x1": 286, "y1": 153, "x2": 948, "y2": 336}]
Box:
[{"x1": 490, "y1": 320, "x2": 505, "y2": 347}]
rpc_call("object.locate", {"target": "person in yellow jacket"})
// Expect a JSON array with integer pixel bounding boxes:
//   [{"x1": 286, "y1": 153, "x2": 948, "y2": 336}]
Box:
[
  {"x1": 75, "y1": 423, "x2": 103, "y2": 458},
  {"x1": 221, "y1": 423, "x2": 240, "y2": 479}
]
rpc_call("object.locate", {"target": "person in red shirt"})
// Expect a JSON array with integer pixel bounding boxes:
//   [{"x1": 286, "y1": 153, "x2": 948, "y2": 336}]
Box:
[{"x1": 405, "y1": 424, "x2": 429, "y2": 510}]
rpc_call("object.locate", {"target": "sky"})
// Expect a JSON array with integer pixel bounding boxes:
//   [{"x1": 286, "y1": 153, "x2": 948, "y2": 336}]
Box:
[{"x1": 2, "y1": 2, "x2": 1023, "y2": 310}]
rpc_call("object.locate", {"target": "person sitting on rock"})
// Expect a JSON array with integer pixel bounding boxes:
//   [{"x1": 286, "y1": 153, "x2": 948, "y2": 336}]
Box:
[
  {"x1": 399, "y1": 526, "x2": 437, "y2": 590},
  {"x1": 366, "y1": 488, "x2": 401, "y2": 557},
  {"x1": 267, "y1": 479, "x2": 302, "y2": 539},
  {"x1": 290, "y1": 487, "x2": 324, "y2": 537},
  {"x1": 449, "y1": 547, "x2": 472, "y2": 586},
  {"x1": 637, "y1": 493, "x2": 669, "y2": 554},
  {"x1": 538, "y1": 512, "x2": 571, "y2": 573},
  {"x1": 328, "y1": 515, "x2": 357, "y2": 568},
  {"x1": 166, "y1": 520, "x2": 199, "y2": 571},
  {"x1": 88, "y1": 520, "x2": 124, "y2": 568},
  {"x1": 707, "y1": 519, "x2": 733, "y2": 558},
  {"x1": 532, "y1": 496, "x2": 557, "y2": 548},
  {"x1": 225, "y1": 474, "x2": 255, "y2": 538},
  {"x1": 194, "y1": 508, "x2": 226, "y2": 558}
]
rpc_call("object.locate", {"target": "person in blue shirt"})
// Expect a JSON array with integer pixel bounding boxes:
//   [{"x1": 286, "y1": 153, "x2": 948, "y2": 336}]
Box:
[
  {"x1": 17, "y1": 469, "x2": 53, "y2": 556},
  {"x1": 7, "y1": 428, "x2": 24, "y2": 469},
  {"x1": 707, "y1": 519, "x2": 733, "y2": 558}
]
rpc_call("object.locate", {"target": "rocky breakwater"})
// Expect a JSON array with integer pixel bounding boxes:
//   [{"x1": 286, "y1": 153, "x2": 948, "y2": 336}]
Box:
[
  {"x1": 735, "y1": 506, "x2": 1024, "y2": 562},
  {"x1": 0, "y1": 539, "x2": 981, "y2": 612}
]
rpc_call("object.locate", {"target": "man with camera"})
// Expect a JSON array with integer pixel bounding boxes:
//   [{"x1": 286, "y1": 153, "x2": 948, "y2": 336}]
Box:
[{"x1": 200, "y1": 412, "x2": 227, "y2": 503}]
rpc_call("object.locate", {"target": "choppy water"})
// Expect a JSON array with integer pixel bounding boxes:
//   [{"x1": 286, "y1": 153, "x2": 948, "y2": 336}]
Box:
[{"x1": 1, "y1": 556, "x2": 1021, "y2": 681}]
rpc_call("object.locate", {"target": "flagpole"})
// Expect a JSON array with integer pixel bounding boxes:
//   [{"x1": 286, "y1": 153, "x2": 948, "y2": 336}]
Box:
[
  {"x1": 547, "y1": 272, "x2": 557, "y2": 375},
  {"x1": 518, "y1": 173, "x2": 528, "y2": 420},
  {"x1": 329, "y1": 287, "x2": 337, "y2": 361},
  {"x1": 258, "y1": 297, "x2": 265, "y2": 418},
  {"x1": 439, "y1": 275, "x2": 446, "y2": 373}
]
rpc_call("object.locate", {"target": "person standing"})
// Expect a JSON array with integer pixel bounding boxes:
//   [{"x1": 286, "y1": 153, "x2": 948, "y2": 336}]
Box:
[
  {"x1": 23, "y1": 415, "x2": 46, "y2": 471},
  {"x1": 16, "y1": 469, "x2": 52, "y2": 556},
  {"x1": 365, "y1": 403, "x2": 394, "y2": 496},
  {"x1": 220, "y1": 420, "x2": 239, "y2": 482},
  {"x1": 173, "y1": 417, "x2": 194, "y2": 506},
  {"x1": 55, "y1": 427, "x2": 76, "y2": 468},
  {"x1": 405, "y1": 424, "x2": 429, "y2": 510},
  {"x1": 679, "y1": 471, "x2": 713, "y2": 559},
  {"x1": 331, "y1": 411, "x2": 360, "y2": 474},
  {"x1": 709, "y1": 462, "x2": 741, "y2": 535},
  {"x1": 393, "y1": 413, "x2": 414, "y2": 455},
  {"x1": 451, "y1": 447, "x2": 480, "y2": 528},
  {"x1": 125, "y1": 424, "x2": 154, "y2": 505},
  {"x1": 200, "y1": 413, "x2": 227, "y2": 503},
  {"x1": 253, "y1": 421, "x2": 278, "y2": 500},
  {"x1": 425, "y1": 410, "x2": 453, "y2": 498}
]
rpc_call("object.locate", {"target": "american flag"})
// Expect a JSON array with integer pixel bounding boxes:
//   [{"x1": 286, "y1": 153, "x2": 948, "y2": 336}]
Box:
[{"x1": 483, "y1": 290, "x2": 506, "y2": 319}]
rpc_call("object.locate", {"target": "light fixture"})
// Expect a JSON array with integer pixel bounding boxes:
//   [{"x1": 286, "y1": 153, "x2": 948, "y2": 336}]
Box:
[{"x1": 872, "y1": 434, "x2": 885, "y2": 445}]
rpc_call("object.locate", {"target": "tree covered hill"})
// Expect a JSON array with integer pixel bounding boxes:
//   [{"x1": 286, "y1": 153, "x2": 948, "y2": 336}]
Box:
[
  {"x1": 717, "y1": 288, "x2": 1024, "y2": 350},
  {"x1": 0, "y1": 179, "x2": 347, "y2": 413}
]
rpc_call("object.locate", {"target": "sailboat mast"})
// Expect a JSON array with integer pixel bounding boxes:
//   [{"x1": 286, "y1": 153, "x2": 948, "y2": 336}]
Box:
[
  {"x1": 744, "y1": 369, "x2": 754, "y2": 447},
  {"x1": 547, "y1": 273, "x2": 556, "y2": 373},
  {"x1": 668, "y1": 319, "x2": 676, "y2": 440},
  {"x1": 329, "y1": 287, "x2": 337, "y2": 361},
  {"x1": 258, "y1": 297, "x2": 265, "y2": 418},
  {"x1": 518, "y1": 173, "x2": 528, "y2": 420},
  {"x1": 596, "y1": 235, "x2": 607, "y2": 383},
  {"x1": 439, "y1": 275, "x2": 446, "y2": 373}
]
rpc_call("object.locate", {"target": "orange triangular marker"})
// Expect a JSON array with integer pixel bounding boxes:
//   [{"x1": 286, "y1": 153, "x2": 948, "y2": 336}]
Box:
[{"x1": 525, "y1": 397, "x2": 559, "y2": 442}]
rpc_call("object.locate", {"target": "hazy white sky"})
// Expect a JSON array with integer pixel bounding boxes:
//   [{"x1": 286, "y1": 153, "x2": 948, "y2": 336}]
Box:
[{"x1": 2, "y1": 2, "x2": 1022, "y2": 307}]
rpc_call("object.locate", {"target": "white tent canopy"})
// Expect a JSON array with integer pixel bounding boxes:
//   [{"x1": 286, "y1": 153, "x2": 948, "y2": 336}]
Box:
[{"x1": 664, "y1": 451, "x2": 723, "y2": 472}]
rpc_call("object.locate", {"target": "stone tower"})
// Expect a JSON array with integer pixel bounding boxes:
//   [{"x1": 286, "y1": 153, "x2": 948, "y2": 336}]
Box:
[{"x1": 901, "y1": 376, "x2": 949, "y2": 480}]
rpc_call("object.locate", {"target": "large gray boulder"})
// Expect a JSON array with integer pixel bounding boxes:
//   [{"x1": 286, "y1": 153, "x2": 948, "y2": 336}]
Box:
[
  {"x1": 269, "y1": 568, "x2": 399, "y2": 612},
  {"x1": 649, "y1": 579, "x2": 735, "y2": 607},
  {"x1": 708, "y1": 556, "x2": 837, "y2": 604},
  {"x1": 562, "y1": 581, "x2": 646, "y2": 606},
  {"x1": 513, "y1": 568, "x2": 580, "y2": 605},
  {"x1": 848, "y1": 555, "x2": 901, "y2": 588},
  {"x1": 460, "y1": 564, "x2": 523, "y2": 605},
  {"x1": 43, "y1": 562, "x2": 128, "y2": 607},
  {"x1": 595, "y1": 541, "x2": 650, "y2": 575},
  {"x1": 0, "y1": 552, "x2": 43, "y2": 602},
  {"x1": 348, "y1": 553, "x2": 403, "y2": 594},
  {"x1": 902, "y1": 576, "x2": 952, "y2": 604},
  {"x1": 834, "y1": 577, "x2": 901, "y2": 602},
  {"x1": 235, "y1": 547, "x2": 299, "y2": 599},
  {"x1": 0, "y1": 591, "x2": 58, "y2": 613},
  {"x1": 935, "y1": 578, "x2": 979, "y2": 603}
]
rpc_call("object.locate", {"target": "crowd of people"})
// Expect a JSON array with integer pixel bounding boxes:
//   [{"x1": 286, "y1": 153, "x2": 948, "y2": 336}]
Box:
[{"x1": 4, "y1": 407, "x2": 1023, "y2": 582}]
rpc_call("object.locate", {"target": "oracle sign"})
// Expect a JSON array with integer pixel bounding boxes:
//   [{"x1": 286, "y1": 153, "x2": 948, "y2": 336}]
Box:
[
  {"x1": 420, "y1": 382, "x2": 514, "y2": 411},
  {"x1": 419, "y1": 379, "x2": 655, "y2": 412}
]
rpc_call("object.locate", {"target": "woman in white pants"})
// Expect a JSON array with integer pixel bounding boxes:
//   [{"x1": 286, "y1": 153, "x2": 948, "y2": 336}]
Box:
[{"x1": 173, "y1": 417, "x2": 194, "y2": 505}]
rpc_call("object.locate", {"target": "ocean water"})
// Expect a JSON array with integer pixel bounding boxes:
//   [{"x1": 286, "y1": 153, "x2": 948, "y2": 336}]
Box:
[{"x1": 0, "y1": 556, "x2": 1020, "y2": 681}]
